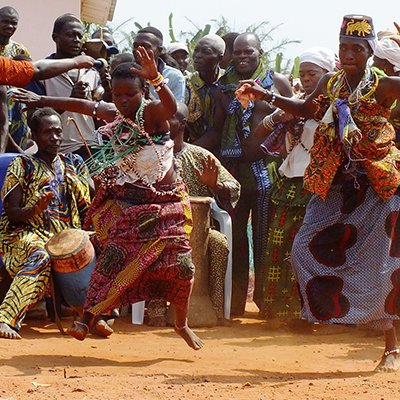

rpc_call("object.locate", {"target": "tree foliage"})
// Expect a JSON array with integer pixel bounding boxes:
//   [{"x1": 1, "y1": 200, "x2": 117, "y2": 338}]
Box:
[{"x1": 83, "y1": 13, "x2": 301, "y2": 75}]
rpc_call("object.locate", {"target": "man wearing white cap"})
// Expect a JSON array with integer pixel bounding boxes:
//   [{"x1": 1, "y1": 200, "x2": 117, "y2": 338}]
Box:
[
  {"x1": 185, "y1": 34, "x2": 227, "y2": 153},
  {"x1": 167, "y1": 42, "x2": 190, "y2": 75}
]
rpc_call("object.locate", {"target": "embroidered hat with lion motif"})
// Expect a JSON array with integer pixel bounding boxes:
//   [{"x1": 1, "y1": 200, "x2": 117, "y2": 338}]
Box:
[
  {"x1": 340, "y1": 15, "x2": 375, "y2": 39},
  {"x1": 339, "y1": 15, "x2": 377, "y2": 51}
]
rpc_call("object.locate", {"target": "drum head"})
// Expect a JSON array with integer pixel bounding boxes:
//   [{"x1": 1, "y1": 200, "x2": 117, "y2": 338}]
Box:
[{"x1": 46, "y1": 229, "x2": 88, "y2": 257}]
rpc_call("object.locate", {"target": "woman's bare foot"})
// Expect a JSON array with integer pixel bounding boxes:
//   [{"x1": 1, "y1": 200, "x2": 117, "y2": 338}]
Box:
[
  {"x1": 66, "y1": 321, "x2": 89, "y2": 341},
  {"x1": 0, "y1": 322, "x2": 21, "y2": 339},
  {"x1": 375, "y1": 349, "x2": 400, "y2": 372},
  {"x1": 174, "y1": 324, "x2": 204, "y2": 350},
  {"x1": 90, "y1": 319, "x2": 113, "y2": 338}
]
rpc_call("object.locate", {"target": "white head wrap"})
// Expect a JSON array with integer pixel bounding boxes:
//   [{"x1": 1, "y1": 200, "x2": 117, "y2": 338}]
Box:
[
  {"x1": 299, "y1": 47, "x2": 336, "y2": 72},
  {"x1": 378, "y1": 28, "x2": 397, "y2": 40},
  {"x1": 198, "y1": 34, "x2": 226, "y2": 56},
  {"x1": 374, "y1": 37, "x2": 400, "y2": 72},
  {"x1": 367, "y1": 38, "x2": 378, "y2": 53}
]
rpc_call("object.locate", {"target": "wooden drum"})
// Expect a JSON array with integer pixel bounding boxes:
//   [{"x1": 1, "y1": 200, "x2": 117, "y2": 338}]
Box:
[{"x1": 45, "y1": 228, "x2": 96, "y2": 311}]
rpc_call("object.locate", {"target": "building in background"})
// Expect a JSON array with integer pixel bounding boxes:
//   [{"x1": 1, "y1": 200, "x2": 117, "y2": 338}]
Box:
[{"x1": 10, "y1": 0, "x2": 117, "y2": 60}]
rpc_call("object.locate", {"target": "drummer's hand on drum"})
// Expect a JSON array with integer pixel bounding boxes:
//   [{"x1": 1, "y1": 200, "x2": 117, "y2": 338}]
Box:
[
  {"x1": 33, "y1": 192, "x2": 54, "y2": 215},
  {"x1": 194, "y1": 155, "x2": 218, "y2": 191}
]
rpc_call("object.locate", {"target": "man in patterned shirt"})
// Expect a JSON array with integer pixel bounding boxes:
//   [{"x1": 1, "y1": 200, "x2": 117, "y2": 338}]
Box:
[
  {"x1": 0, "y1": 108, "x2": 91, "y2": 339},
  {"x1": 0, "y1": 6, "x2": 29, "y2": 59}
]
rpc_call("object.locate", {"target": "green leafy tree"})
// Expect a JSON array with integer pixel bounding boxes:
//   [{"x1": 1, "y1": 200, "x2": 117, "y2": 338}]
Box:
[
  {"x1": 85, "y1": 13, "x2": 300, "y2": 74},
  {"x1": 167, "y1": 13, "x2": 300, "y2": 74}
]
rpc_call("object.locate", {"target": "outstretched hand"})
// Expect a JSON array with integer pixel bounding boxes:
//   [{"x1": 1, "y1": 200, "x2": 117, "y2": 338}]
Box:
[
  {"x1": 11, "y1": 88, "x2": 42, "y2": 109},
  {"x1": 194, "y1": 155, "x2": 218, "y2": 190},
  {"x1": 236, "y1": 80, "x2": 267, "y2": 107},
  {"x1": 131, "y1": 46, "x2": 158, "y2": 81}
]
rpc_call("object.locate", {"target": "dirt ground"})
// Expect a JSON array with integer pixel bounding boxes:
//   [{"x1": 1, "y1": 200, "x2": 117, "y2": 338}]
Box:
[{"x1": 1, "y1": 302, "x2": 399, "y2": 400}]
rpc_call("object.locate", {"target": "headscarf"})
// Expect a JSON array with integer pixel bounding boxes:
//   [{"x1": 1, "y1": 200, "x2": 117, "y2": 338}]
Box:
[
  {"x1": 374, "y1": 37, "x2": 400, "y2": 72},
  {"x1": 299, "y1": 47, "x2": 336, "y2": 72}
]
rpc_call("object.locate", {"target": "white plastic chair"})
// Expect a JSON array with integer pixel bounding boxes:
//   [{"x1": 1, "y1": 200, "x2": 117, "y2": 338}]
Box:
[
  {"x1": 210, "y1": 199, "x2": 233, "y2": 320},
  {"x1": 131, "y1": 300, "x2": 145, "y2": 324},
  {"x1": 131, "y1": 198, "x2": 233, "y2": 323}
]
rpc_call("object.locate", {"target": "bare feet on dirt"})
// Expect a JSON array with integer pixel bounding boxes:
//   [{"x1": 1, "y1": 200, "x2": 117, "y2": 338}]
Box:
[
  {"x1": 375, "y1": 349, "x2": 400, "y2": 372},
  {"x1": 0, "y1": 322, "x2": 21, "y2": 339},
  {"x1": 174, "y1": 324, "x2": 204, "y2": 350}
]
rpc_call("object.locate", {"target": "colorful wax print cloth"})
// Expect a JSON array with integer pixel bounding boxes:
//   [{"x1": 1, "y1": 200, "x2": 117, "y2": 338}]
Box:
[
  {"x1": 83, "y1": 179, "x2": 194, "y2": 316},
  {"x1": 7, "y1": 88, "x2": 31, "y2": 150},
  {"x1": 305, "y1": 69, "x2": 400, "y2": 201},
  {"x1": 185, "y1": 69, "x2": 223, "y2": 144},
  {"x1": 0, "y1": 40, "x2": 30, "y2": 59},
  {"x1": 176, "y1": 143, "x2": 240, "y2": 210},
  {"x1": 0, "y1": 154, "x2": 90, "y2": 329},
  {"x1": 263, "y1": 177, "x2": 311, "y2": 319}
]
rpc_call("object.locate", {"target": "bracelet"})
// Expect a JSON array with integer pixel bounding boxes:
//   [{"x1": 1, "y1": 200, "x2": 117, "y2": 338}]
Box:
[
  {"x1": 154, "y1": 81, "x2": 166, "y2": 92},
  {"x1": 264, "y1": 89, "x2": 276, "y2": 104},
  {"x1": 92, "y1": 101, "x2": 100, "y2": 117},
  {"x1": 148, "y1": 73, "x2": 163, "y2": 87},
  {"x1": 262, "y1": 114, "x2": 275, "y2": 130}
]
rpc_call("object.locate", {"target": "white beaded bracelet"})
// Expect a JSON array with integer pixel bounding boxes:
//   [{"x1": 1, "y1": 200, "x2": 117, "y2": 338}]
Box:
[{"x1": 269, "y1": 89, "x2": 276, "y2": 105}]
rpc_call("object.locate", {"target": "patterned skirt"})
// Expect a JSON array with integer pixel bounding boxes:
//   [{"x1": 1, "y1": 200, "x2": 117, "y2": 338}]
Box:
[
  {"x1": 292, "y1": 177, "x2": 400, "y2": 329},
  {"x1": 83, "y1": 181, "x2": 194, "y2": 316},
  {"x1": 263, "y1": 177, "x2": 311, "y2": 319}
]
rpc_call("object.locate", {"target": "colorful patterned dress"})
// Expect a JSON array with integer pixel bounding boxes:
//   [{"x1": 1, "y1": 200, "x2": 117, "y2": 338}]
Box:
[
  {"x1": 1, "y1": 41, "x2": 32, "y2": 150},
  {"x1": 82, "y1": 108, "x2": 195, "y2": 317},
  {"x1": 0, "y1": 154, "x2": 90, "y2": 330},
  {"x1": 292, "y1": 69, "x2": 400, "y2": 330},
  {"x1": 263, "y1": 117, "x2": 316, "y2": 320}
]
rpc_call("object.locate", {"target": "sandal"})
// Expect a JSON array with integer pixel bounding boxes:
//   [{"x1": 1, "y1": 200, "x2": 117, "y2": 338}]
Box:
[{"x1": 66, "y1": 321, "x2": 89, "y2": 341}]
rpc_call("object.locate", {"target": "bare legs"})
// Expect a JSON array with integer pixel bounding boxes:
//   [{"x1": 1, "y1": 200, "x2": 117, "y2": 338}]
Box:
[
  {"x1": 67, "y1": 307, "x2": 203, "y2": 350},
  {"x1": 174, "y1": 306, "x2": 204, "y2": 350}
]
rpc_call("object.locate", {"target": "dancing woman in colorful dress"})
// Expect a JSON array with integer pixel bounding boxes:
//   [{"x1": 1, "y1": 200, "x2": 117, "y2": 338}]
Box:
[
  {"x1": 66, "y1": 46, "x2": 203, "y2": 350},
  {"x1": 236, "y1": 14, "x2": 400, "y2": 371}
]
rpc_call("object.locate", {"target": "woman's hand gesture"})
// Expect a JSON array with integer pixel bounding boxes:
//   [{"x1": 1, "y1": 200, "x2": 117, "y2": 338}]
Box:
[{"x1": 131, "y1": 46, "x2": 158, "y2": 81}]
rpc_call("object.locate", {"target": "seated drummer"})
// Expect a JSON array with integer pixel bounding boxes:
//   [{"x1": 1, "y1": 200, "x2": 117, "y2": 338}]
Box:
[{"x1": 0, "y1": 107, "x2": 91, "y2": 339}]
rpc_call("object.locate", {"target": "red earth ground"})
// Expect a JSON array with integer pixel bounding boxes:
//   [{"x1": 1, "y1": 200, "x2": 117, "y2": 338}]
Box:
[{"x1": 0, "y1": 302, "x2": 399, "y2": 400}]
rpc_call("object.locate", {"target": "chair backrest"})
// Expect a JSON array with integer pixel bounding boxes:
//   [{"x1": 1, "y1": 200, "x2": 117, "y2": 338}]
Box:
[
  {"x1": 0, "y1": 153, "x2": 19, "y2": 269},
  {"x1": 0, "y1": 153, "x2": 19, "y2": 215}
]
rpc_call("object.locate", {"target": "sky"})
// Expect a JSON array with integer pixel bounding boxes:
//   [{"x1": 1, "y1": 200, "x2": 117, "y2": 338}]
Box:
[{"x1": 109, "y1": 0, "x2": 397, "y2": 64}]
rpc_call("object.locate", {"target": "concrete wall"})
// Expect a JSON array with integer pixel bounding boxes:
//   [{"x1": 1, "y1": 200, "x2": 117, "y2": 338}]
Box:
[{"x1": 9, "y1": 0, "x2": 80, "y2": 60}]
